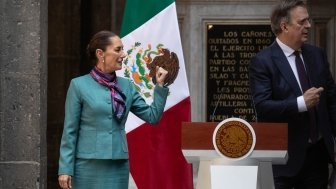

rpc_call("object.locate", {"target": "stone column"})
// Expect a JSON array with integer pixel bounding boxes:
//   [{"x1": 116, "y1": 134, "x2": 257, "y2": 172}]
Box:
[{"x1": 0, "y1": 0, "x2": 48, "y2": 188}]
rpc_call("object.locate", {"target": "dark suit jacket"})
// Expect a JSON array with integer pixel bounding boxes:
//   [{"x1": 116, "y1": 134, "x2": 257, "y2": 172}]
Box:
[{"x1": 249, "y1": 41, "x2": 336, "y2": 176}]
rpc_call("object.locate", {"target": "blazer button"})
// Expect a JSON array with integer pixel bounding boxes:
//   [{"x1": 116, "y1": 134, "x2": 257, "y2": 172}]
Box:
[
  {"x1": 108, "y1": 115, "x2": 112, "y2": 119},
  {"x1": 109, "y1": 130, "x2": 113, "y2": 134},
  {"x1": 107, "y1": 101, "x2": 111, "y2": 104}
]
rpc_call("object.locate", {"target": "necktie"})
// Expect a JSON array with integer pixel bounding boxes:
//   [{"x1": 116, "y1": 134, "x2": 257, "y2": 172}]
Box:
[{"x1": 294, "y1": 51, "x2": 317, "y2": 143}]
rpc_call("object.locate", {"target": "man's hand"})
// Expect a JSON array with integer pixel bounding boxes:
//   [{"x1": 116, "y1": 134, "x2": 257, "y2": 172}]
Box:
[
  {"x1": 304, "y1": 87, "x2": 324, "y2": 109},
  {"x1": 155, "y1": 66, "x2": 168, "y2": 87},
  {"x1": 58, "y1": 175, "x2": 72, "y2": 189}
]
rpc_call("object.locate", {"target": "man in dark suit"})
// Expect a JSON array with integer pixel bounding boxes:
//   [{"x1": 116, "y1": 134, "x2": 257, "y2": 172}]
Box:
[{"x1": 249, "y1": 0, "x2": 336, "y2": 188}]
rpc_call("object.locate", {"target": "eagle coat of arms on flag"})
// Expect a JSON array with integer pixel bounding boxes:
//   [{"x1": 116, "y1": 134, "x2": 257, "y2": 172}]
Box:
[{"x1": 123, "y1": 42, "x2": 180, "y2": 98}]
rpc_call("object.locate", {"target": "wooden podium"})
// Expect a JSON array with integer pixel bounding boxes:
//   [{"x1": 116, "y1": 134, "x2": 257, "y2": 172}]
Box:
[{"x1": 181, "y1": 122, "x2": 288, "y2": 189}]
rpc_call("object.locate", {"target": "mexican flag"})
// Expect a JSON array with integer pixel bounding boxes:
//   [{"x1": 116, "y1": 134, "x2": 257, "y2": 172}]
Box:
[{"x1": 118, "y1": 0, "x2": 193, "y2": 189}]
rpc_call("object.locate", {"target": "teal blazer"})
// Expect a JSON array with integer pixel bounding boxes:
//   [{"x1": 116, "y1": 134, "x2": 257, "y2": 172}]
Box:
[{"x1": 58, "y1": 74, "x2": 169, "y2": 176}]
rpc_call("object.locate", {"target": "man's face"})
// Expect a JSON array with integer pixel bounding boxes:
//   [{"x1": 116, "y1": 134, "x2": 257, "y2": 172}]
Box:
[{"x1": 284, "y1": 6, "x2": 311, "y2": 47}]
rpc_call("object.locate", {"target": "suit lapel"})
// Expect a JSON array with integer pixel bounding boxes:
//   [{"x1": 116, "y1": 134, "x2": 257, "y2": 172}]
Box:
[
  {"x1": 301, "y1": 45, "x2": 317, "y2": 87},
  {"x1": 271, "y1": 42, "x2": 302, "y2": 96}
]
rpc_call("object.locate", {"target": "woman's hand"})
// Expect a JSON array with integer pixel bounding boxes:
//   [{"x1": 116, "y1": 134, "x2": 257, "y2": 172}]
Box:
[
  {"x1": 58, "y1": 175, "x2": 72, "y2": 189},
  {"x1": 155, "y1": 66, "x2": 168, "y2": 87}
]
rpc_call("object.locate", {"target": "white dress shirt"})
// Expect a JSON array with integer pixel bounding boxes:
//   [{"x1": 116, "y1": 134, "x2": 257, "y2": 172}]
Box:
[{"x1": 276, "y1": 38, "x2": 308, "y2": 112}]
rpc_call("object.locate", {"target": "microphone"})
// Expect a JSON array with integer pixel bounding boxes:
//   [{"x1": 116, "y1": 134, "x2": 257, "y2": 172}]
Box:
[
  {"x1": 250, "y1": 95, "x2": 258, "y2": 123},
  {"x1": 211, "y1": 94, "x2": 222, "y2": 122}
]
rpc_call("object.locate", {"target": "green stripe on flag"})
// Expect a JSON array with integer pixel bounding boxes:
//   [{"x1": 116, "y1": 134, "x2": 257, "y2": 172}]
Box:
[{"x1": 120, "y1": 0, "x2": 174, "y2": 37}]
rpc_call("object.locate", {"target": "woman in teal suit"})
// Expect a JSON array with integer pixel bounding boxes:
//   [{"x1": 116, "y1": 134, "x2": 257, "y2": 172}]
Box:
[{"x1": 58, "y1": 31, "x2": 169, "y2": 189}]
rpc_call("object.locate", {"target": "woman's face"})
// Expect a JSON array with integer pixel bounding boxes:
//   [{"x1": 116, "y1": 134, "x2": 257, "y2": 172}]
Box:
[{"x1": 96, "y1": 36, "x2": 126, "y2": 73}]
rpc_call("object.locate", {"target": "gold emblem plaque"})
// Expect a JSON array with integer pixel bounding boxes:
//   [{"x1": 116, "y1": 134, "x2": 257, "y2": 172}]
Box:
[{"x1": 213, "y1": 118, "x2": 256, "y2": 160}]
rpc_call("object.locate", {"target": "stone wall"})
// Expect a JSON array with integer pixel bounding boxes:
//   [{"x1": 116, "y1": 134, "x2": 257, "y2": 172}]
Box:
[
  {"x1": 0, "y1": 0, "x2": 335, "y2": 188},
  {"x1": 176, "y1": 0, "x2": 279, "y2": 121},
  {"x1": 0, "y1": 0, "x2": 48, "y2": 188}
]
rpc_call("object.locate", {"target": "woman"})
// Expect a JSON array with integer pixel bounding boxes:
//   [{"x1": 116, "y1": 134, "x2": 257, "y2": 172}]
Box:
[{"x1": 58, "y1": 31, "x2": 169, "y2": 189}]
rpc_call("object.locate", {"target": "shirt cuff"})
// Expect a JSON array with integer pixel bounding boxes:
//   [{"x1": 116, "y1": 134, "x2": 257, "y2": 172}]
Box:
[{"x1": 297, "y1": 96, "x2": 307, "y2": 112}]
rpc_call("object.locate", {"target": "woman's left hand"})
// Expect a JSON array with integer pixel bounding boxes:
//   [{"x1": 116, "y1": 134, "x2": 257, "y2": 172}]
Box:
[{"x1": 155, "y1": 66, "x2": 168, "y2": 87}]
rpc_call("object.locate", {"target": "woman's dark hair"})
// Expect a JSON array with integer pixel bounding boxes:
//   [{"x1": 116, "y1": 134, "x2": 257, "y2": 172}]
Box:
[
  {"x1": 270, "y1": 0, "x2": 306, "y2": 35},
  {"x1": 86, "y1": 31, "x2": 117, "y2": 65}
]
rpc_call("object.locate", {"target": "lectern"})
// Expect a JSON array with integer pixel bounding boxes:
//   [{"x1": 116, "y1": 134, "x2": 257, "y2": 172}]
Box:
[{"x1": 181, "y1": 122, "x2": 288, "y2": 189}]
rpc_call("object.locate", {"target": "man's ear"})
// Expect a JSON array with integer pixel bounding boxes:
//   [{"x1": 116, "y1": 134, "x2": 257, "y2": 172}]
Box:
[{"x1": 280, "y1": 21, "x2": 288, "y2": 33}]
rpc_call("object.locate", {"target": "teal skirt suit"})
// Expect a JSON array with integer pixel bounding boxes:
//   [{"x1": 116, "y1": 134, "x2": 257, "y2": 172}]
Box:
[{"x1": 58, "y1": 74, "x2": 169, "y2": 189}]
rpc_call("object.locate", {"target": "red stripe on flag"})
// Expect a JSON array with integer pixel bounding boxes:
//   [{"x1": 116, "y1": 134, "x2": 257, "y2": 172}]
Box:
[{"x1": 127, "y1": 97, "x2": 193, "y2": 189}]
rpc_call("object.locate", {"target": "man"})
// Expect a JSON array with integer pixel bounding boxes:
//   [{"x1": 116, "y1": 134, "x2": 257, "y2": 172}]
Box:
[{"x1": 249, "y1": 0, "x2": 336, "y2": 188}]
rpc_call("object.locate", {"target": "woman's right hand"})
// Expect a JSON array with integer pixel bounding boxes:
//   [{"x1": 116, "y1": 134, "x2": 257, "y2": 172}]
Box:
[
  {"x1": 58, "y1": 175, "x2": 72, "y2": 189},
  {"x1": 155, "y1": 66, "x2": 168, "y2": 87}
]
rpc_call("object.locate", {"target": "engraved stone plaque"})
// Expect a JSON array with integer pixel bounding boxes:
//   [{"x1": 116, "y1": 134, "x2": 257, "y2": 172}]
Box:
[{"x1": 207, "y1": 24, "x2": 275, "y2": 122}]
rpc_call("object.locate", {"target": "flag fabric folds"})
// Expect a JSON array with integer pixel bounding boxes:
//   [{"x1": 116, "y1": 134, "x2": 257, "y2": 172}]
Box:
[{"x1": 119, "y1": 0, "x2": 193, "y2": 189}]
